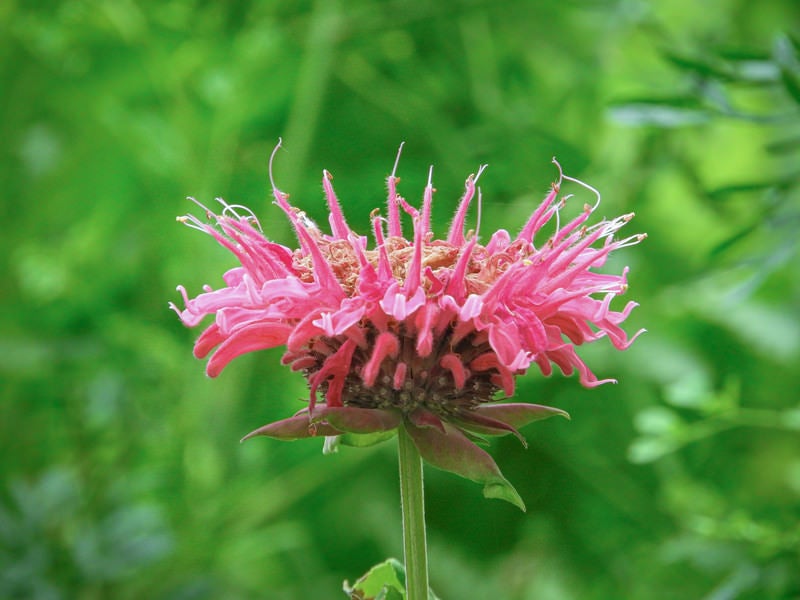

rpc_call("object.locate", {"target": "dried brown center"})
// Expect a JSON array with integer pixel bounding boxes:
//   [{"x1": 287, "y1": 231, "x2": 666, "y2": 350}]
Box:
[{"x1": 293, "y1": 235, "x2": 534, "y2": 296}]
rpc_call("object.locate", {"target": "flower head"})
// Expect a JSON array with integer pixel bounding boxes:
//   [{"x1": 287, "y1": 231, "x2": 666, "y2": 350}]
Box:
[{"x1": 171, "y1": 143, "x2": 645, "y2": 509}]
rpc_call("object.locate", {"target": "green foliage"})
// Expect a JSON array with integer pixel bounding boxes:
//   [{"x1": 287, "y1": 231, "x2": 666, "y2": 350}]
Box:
[
  {"x1": 1, "y1": 1, "x2": 798, "y2": 598},
  {"x1": 344, "y1": 558, "x2": 441, "y2": 600}
]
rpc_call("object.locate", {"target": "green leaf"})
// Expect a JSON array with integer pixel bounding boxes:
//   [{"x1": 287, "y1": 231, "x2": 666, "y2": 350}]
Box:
[
  {"x1": 343, "y1": 558, "x2": 406, "y2": 600},
  {"x1": 706, "y1": 182, "x2": 775, "y2": 200},
  {"x1": 627, "y1": 437, "x2": 680, "y2": 464},
  {"x1": 766, "y1": 136, "x2": 800, "y2": 155},
  {"x1": 709, "y1": 223, "x2": 760, "y2": 257},
  {"x1": 634, "y1": 407, "x2": 681, "y2": 435},
  {"x1": 773, "y1": 34, "x2": 800, "y2": 75},
  {"x1": 779, "y1": 69, "x2": 800, "y2": 105},
  {"x1": 404, "y1": 422, "x2": 526, "y2": 511},
  {"x1": 608, "y1": 102, "x2": 709, "y2": 127},
  {"x1": 780, "y1": 408, "x2": 800, "y2": 431},
  {"x1": 343, "y1": 559, "x2": 442, "y2": 600},
  {"x1": 662, "y1": 50, "x2": 734, "y2": 80},
  {"x1": 773, "y1": 34, "x2": 800, "y2": 104}
]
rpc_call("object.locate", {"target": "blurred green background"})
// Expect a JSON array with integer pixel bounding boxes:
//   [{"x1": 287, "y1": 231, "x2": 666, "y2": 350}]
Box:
[{"x1": 2, "y1": 1, "x2": 799, "y2": 598}]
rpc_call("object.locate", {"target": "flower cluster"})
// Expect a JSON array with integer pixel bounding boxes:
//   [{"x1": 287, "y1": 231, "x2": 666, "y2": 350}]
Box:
[{"x1": 171, "y1": 144, "x2": 644, "y2": 508}]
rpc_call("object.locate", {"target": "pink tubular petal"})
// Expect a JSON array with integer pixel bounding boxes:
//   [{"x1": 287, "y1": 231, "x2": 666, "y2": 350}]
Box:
[
  {"x1": 459, "y1": 294, "x2": 483, "y2": 321},
  {"x1": 362, "y1": 332, "x2": 400, "y2": 387},
  {"x1": 313, "y1": 300, "x2": 366, "y2": 336},
  {"x1": 286, "y1": 312, "x2": 325, "y2": 352},
  {"x1": 414, "y1": 302, "x2": 439, "y2": 357},
  {"x1": 193, "y1": 323, "x2": 224, "y2": 359},
  {"x1": 270, "y1": 190, "x2": 344, "y2": 298},
  {"x1": 444, "y1": 237, "x2": 477, "y2": 301},
  {"x1": 517, "y1": 182, "x2": 560, "y2": 244},
  {"x1": 545, "y1": 344, "x2": 616, "y2": 387},
  {"x1": 534, "y1": 352, "x2": 554, "y2": 377},
  {"x1": 296, "y1": 227, "x2": 345, "y2": 295},
  {"x1": 440, "y1": 353, "x2": 468, "y2": 390},
  {"x1": 446, "y1": 173, "x2": 478, "y2": 246},
  {"x1": 514, "y1": 307, "x2": 548, "y2": 353},
  {"x1": 421, "y1": 166, "x2": 434, "y2": 240},
  {"x1": 372, "y1": 216, "x2": 395, "y2": 283},
  {"x1": 406, "y1": 219, "x2": 424, "y2": 294},
  {"x1": 490, "y1": 370, "x2": 516, "y2": 397},
  {"x1": 423, "y1": 266, "x2": 445, "y2": 295},
  {"x1": 488, "y1": 323, "x2": 522, "y2": 366},
  {"x1": 451, "y1": 319, "x2": 477, "y2": 347},
  {"x1": 393, "y1": 362, "x2": 408, "y2": 390},
  {"x1": 470, "y1": 352, "x2": 516, "y2": 396},
  {"x1": 386, "y1": 143, "x2": 404, "y2": 237},
  {"x1": 309, "y1": 339, "x2": 357, "y2": 407},
  {"x1": 485, "y1": 229, "x2": 511, "y2": 254},
  {"x1": 288, "y1": 355, "x2": 317, "y2": 371},
  {"x1": 206, "y1": 322, "x2": 294, "y2": 377},
  {"x1": 507, "y1": 349, "x2": 532, "y2": 372},
  {"x1": 380, "y1": 283, "x2": 425, "y2": 320},
  {"x1": 322, "y1": 170, "x2": 351, "y2": 239}
]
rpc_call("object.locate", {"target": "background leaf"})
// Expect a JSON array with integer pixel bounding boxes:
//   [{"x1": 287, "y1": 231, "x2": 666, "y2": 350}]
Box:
[{"x1": 1, "y1": 1, "x2": 798, "y2": 598}]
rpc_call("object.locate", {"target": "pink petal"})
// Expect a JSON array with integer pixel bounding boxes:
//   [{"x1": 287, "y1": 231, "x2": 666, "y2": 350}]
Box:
[{"x1": 207, "y1": 321, "x2": 294, "y2": 377}]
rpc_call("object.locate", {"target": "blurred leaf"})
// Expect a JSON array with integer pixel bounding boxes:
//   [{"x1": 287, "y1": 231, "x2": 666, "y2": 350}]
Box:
[
  {"x1": 728, "y1": 59, "x2": 780, "y2": 84},
  {"x1": 708, "y1": 224, "x2": 760, "y2": 257},
  {"x1": 780, "y1": 408, "x2": 800, "y2": 430},
  {"x1": 773, "y1": 33, "x2": 800, "y2": 104},
  {"x1": 765, "y1": 136, "x2": 800, "y2": 154},
  {"x1": 778, "y1": 70, "x2": 800, "y2": 105},
  {"x1": 662, "y1": 50, "x2": 734, "y2": 81},
  {"x1": 705, "y1": 181, "x2": 776, "y2": 201},
  {"x1": 634, "y1": 406, "x2": 682, "y2": 434},
  {"x1": 9, "y1": 468, "x2": 81, "y2": 527},
  {"x1": 3, "y1": 2, "x2": 800, "y2": 598},
  {"x1": 627, "y1": 436, "x2": 680, "y2": 464},
  {"x1": 608, "y1": 100, "x2": 710, "y2": 127},
  {"x1": 72, "y1": 505, "x2": 173, "y2": 581}
]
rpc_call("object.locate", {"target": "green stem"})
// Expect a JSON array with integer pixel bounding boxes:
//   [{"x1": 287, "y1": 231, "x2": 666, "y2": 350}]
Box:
[{"x1": 398, "y1": 424, "x2": 429, "y2": 600}]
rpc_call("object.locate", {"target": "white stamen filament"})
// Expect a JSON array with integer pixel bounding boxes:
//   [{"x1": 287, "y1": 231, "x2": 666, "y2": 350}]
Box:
[
  {"x1": 392, "y1": 141, "x2": 405, "y2": 178},
  {"x1": 475, "y1": 188, "x2": 483, "y2": 240},
  {"x1": 268, "y1": 138, "x2": 283, "y2": 196},
  {"x1": 561, "y1": 173, "x2": 602, "y2": 212}
]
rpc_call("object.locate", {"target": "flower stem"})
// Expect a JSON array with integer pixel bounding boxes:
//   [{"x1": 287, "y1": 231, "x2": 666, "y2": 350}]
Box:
[{"x1": 398, "y1": 423, "x2": 429, "y2": 600}]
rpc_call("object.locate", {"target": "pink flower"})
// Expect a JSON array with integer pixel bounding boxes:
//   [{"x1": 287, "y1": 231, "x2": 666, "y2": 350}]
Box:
[{"x1": 171, "y1": 143, "x2": 644, "y2": 509}]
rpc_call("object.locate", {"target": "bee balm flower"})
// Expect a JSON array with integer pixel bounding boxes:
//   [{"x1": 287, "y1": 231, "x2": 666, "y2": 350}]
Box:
[{"x1": 171, "y1": 144, "x2": 644, "y2": 509}]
